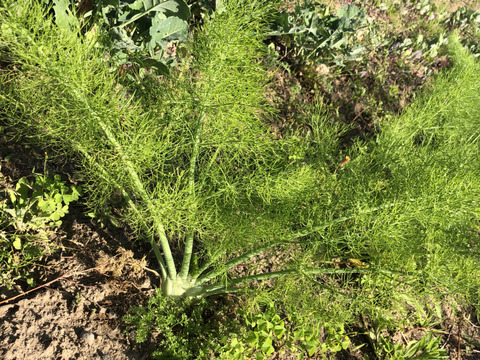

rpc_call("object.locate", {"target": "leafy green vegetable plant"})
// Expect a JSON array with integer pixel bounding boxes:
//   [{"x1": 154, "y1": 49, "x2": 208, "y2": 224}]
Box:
[
  {"x1": 218, "y1": 301, "x2": 351, "y2": 359},
  {"x1": 292, "y1": 323, "x2": 350, "y2": 359},
  {"x1": 241, "y1": 303, "x2": 286, "y2": 359},
  {"x1": 1, "y1": 0, "x2": 479, "y2": 332},
  {"x1": 2, "y1": 0, "x2": 480, "y2": 358},
  {"x1": 447, "y1": 6, "x2": 480, "y2": 56},
  {"x1": 46, "y1": 0, "x2": 191, "y2": 75},
  {"x1": 98, "y1": 0, "x2": 191, "y2": 74},
  {"x1": 270, "y1": 1, "x2": 368, "y2": 66},
  {"x1": 3, "y1": 174, "x2": 80, "y2": 229}
]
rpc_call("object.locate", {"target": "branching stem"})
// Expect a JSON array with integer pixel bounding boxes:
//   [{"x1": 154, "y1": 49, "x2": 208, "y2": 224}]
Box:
[
  {"x1": 194, "y1": 213, "x2": 358, "y2": 285},
  {"x1": 96, "y1": 120, "x2": 177, "y2": 281}
]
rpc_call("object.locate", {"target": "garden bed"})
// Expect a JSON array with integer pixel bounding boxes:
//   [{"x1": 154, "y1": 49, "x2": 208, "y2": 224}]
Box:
[{"x1": 1, "y1": 0, "x2": 480, "y2": 359}]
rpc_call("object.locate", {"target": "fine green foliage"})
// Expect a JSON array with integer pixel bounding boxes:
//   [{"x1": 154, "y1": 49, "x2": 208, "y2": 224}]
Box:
[
  {"x1": 1, "y1": 0, "x2": 480, "y2": 357},
  {"x1": 123, "y1": 289, "x2": 236, "y2": 359},
  {"x1": 340, "y1": 33, "x2": 480, "y2": 304},
  {"x1": 0, "y1": 0, "x2": 364, "y2": 299},
  {"x1": 0, "y1": 170, "x2": 80, "y2": 288}
]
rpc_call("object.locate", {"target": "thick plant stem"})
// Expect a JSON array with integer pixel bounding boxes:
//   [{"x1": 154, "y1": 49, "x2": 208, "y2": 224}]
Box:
[
  {"x1": 5, "y1": 76, "x2": 171, "y2": 278},
  {"x1": 194, "y1": 241, "x2": 287, "y2": 286},
  {"x1": 187, "y1": 267, "x2": 370, "y2": 298},
  {"x1": 72, "y1": 143, "x2": 169, "y2": 280},
  {"x1": 95, "y1": 120, "x2": 177, "y2": 281},
  {"x1": 179, "y1": 112, "x2": 206, "y2": 281},
  {"x1": 194, "y1": 214, "x2": 358, "y2": 285},
  {"x1": 68, "y1": 86, "x2": 177, "y2": 281}
]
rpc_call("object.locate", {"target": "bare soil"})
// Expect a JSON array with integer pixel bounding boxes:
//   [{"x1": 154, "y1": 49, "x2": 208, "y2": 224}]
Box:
[
  {"x1": 0, "y1": 206, "x2": 156, "y2": 360},
  {"x1": 0, "y1": 139, "x2": 157, "y2": 359}
]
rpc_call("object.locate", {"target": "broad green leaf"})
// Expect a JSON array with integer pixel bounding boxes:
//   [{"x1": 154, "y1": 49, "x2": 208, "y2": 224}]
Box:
[
  {"x1": 229, "y1": 337, "x2": 238, "y2": 346},
  {"x1": 140, "y1": 58, "x2": 171, "y2": 75},
  {"x1": 306, "y1": 341, "x2": 317, "y2": 357},
  {"x1": 215, "y1": 0, "x2": 226, "y2": 13},
  {"x1": 259, "y1": 330, "x2": 269, "y2": 339},
  {"x1": 53, "y1": 0, "x2": 79, "y2": 31},
  {"x1": 16, "y1": 181, "x2": 30, "y2": 205},
  {"x1": 256, "y1": 319, "x2": 267, "y2": 331},
  {"x1": 271, "y1": 314, "x2": 281, "y2": 323},
  {"x1": 331, "y1": 343, "x2": 341, "y2": 352},
  {"x1": 119, "y1": 0, "x2": 190, "y2": 28},
  {"x1": 63, "y1": 194, "x2": 74, "y2": 204},
  {"x1": 111, "y1": 28, "x2": 142, "y2": 51},
  {"x1": 7, "y1": 189, "x2": 17, "y2": 205},
  {"x1": 13, "y1": 237, "x2": 21, "y2": 250},
  {"x1": 260, "y1": 337, "x2": 274, "y2": 355},
  {"x1": 246, "y1": 331, "x2": 258, "y2": 345},
  {"x1": 150, "y1": 16, "x2": 188, "y2": 42},
  {"x1": 3, "y1": 208, "x2": 16, "y2": 218},
  {"x1": 50, "y1": 212, "x2": 61, "y2": 221},
  {"x1": 129, "y1": 0, "x2": 144, "y2": 10},
  {"x1": 143, "y1": 0, "x2": 190, "y2": 19},
  {"x1": 274, "y1": 324, "x2": 285, "y2": 338},
  {"x1": 293, "y1": 329, "x2": 304, "y2": 340},
  {"x1": 37, "y1": 199, "x2": 48, "y2": 211}
]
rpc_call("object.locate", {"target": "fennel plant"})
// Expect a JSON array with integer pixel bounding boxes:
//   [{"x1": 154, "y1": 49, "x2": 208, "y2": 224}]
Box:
[
  {"x1": 0, "y1": 0, "x2": 367, "y2": 297},
  {"x1": 1, "y1": 0, "x2": 479, "y2": 308}
]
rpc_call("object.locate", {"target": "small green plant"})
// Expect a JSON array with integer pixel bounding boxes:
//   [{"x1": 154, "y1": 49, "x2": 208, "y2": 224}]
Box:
[
  {"x1": 291, "y1": 323, "x2": 350, "y2": 359},
  {"x1": 219, "y1": 302, "x2": 350, "y2": 360},
  {"x1": 447, "y1": 6, "x2": 480, "y2": 57},
  {"x1": 124, "y1": 288, "x2": 233, "y2": 359},
  {"x1": 96, "y1": 0, "x2": 191, "y2": 74},
  {"x1": 2, "y1": 173, "x2": 80, "y2": 229},
  {"x1": 0, "y1": 169, "x2": 81, "y2": 288},
  {"x1": 369, "y1": 324, "x2": 447, "y2": 360},
  {"x1": 241, "y1": 302, "x2": 286, "y2": 359}
]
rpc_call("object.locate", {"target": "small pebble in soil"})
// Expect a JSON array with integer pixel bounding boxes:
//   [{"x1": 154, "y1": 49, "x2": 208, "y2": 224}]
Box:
[{"x1": 80, "y1": 330, "x2": 95, "y2": 343}]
